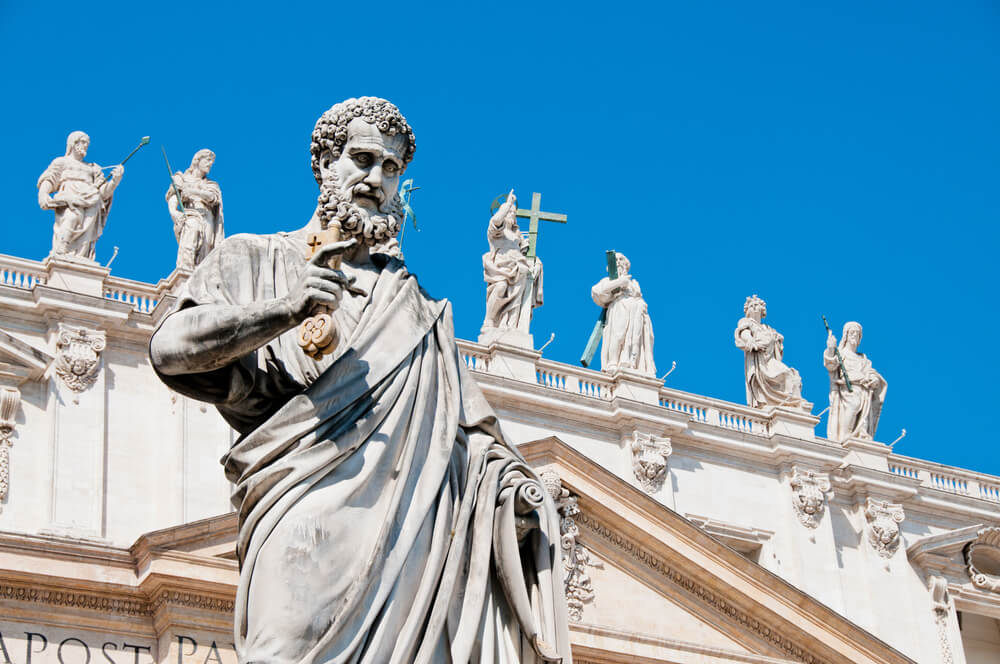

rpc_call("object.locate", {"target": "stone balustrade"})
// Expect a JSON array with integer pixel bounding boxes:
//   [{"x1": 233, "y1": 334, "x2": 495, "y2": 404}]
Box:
[
  {"x1": 889, "y1": 453, "x2": 1000, "y2": 503},
  {"x1": 0, "y1": 255, "x2": 46, "y2": 290},
  {"x1": 103, "y1": 275, "x2": 162, "y2": 314}
]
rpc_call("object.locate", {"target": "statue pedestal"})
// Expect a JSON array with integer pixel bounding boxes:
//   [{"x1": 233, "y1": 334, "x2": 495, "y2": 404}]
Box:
[
  {"x1": 478, "y1": 327, "x2": 533, "y2": 350},
  {"x1": 483, "y1": 342, "x2": 540, "y2": 383},
  {"x1": 43, "y1": 256, "x2": 110, "y2": 298},
  {"x1": 765, "y1": 405, "x2": 819, "y2": 440},
  {"x1": 610, "y1": 368, "x2": 663, "y2": 406}
]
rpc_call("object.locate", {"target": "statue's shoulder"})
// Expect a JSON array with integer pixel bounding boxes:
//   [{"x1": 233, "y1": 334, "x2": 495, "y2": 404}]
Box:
[{"x1": 215, "y1": 232, "x2": 286, "y2": 258}]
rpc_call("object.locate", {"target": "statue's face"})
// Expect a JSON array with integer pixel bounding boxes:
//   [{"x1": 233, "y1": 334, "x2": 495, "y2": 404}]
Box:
[
  {"x1": 846, "y1": 327, "x2": 861, "y2": 348},
  {"x1": 73, "y1": 138, "x2": 89, "y2": 160},
  {"x1": 198, "y1": 155, "x2": 214, "y2": 175},
  {"x1": 325, "y1": 118, "x2": 405, "y2": 213}
]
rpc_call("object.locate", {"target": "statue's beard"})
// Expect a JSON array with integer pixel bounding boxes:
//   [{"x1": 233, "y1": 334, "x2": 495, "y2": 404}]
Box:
[{"x1": 317, "y1": 172, "x2": 403, "y2": 246}]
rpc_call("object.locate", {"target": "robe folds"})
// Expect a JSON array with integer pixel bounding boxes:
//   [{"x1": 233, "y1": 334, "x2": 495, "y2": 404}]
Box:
[{"x1": 154, "y1": 233, "x2": 571, "y2": 664}]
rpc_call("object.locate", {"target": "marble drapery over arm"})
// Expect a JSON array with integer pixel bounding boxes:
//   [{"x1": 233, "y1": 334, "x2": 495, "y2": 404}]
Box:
[
  {"x1": 591, "y1": 276, "x2": 655, "y2": 376},
  {"x1": 153, "y1": 233, "x2": 570, "y2": 664}
]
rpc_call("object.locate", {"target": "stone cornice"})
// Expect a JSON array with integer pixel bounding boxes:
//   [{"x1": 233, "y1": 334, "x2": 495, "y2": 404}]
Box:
[{"x1": 522, "y1": 436, "x2": 916, "y2": 664}]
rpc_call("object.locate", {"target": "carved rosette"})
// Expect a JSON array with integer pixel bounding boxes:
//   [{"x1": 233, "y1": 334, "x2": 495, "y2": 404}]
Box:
[
  {"x1": 54, "y1": 324, "x2": 106, "y2": 392},
  {"x1": 864, "y1": 498, "x2": 905, "y2": 558},
  {"x1": 541, "y1": 471, "x2": 603, "y2": 622},
  {"x1": 630, "y1": 432, "x2": 671, "y2": 493},
  {"x1": 965, "y1": 527, "x2": 1000, "y2": 593},
  {"x1": 789, "y1": 467, "x2": 830, "y2": 529},
  {"x1": 0, "y1": 387, "x2": 20, "y2": 507}
]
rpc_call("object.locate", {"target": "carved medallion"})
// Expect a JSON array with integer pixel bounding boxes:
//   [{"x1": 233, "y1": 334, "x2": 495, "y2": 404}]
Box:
[
  {"x1": 541, "y1": 471, "x2": 603, "y2": 623},
  {"x1": 630, "y1": 432, "x2": 671, "y2": 493},
  {"x1": 965, "y1": 527, "x2": 1000, "y2": 593},
  {"x1": 789, "y1": 467, "x2": 831, "y2": 529},
  {"x1": 864, "y1": 498, "x2": 905, "y2": 558},
  {"x1": 54, "y1": 324, "x2": 106, "y2": 392}
]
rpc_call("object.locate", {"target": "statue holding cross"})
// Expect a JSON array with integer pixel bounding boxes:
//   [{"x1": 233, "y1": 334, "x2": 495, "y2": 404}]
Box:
[{"x1": 479, "y1": 190, "x2": 566, "y2": 348}]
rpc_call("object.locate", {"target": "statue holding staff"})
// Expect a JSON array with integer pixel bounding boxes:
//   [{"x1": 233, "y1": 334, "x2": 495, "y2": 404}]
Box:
[
  {"x1": 166, "y1": 149, "x2": 224, "y2": 271},
  {"x1": 824, "y1": 321, "x2": 887, "y2": 442},
  {"x1": 734, "y1": 295, "x2": 808, "y2": 410},
  {"x1": 590, "y1": 251, "x2": 656, "y2": 375},
  {"x1": 37, "y1": 131, "x2": 124, "y2": 261},
  {"x1": 481, "y1": 190, "x2": 543, "y2": 341}
]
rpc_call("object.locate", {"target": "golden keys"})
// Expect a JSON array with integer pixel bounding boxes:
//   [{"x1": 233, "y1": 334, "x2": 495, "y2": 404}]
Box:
[{"x1": 297, "y1": 226, "x2": 342, "y2": 360}]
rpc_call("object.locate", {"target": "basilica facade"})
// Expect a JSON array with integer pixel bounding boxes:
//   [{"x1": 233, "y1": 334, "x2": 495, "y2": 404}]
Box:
[{"x1": 0, "y1": 251, "x2": 997, "y2": 664}]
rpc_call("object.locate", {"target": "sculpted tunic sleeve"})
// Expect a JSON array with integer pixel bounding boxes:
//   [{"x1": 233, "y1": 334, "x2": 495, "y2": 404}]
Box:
[{"x1": 152, "y1": 233, "x2": 318, "y2": 434}]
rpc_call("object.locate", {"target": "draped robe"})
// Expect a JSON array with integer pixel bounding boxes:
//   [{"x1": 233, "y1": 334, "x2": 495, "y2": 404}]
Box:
[
  {"x1": 154, "y1": 233, "x2": 570, "y2": 664},
  {"x1": 166, "y1": 170, "x2": 224, "y2": 270},
  {"x1": 734, "y1": 317, "x2": 804, "y2": 409},
  {"x1": 37, "y1": 156, "x2": 113, "y2": 260},
  {"x1": 824, "y1": 346, "x2": 886, "y2": 443},
  {"x1": 591, "y1": 276, "x2": 655, "y2": 376}
]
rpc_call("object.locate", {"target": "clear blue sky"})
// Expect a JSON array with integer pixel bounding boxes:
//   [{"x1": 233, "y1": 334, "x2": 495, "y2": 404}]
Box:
[{"x1": 2, "y1": 1, "x2": 997, "y2": 474}]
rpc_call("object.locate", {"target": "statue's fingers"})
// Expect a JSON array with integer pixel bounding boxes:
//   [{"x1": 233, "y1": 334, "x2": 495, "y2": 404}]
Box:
[{"x1": 309, "y1": 238, "x2": 358, "y2": 266}]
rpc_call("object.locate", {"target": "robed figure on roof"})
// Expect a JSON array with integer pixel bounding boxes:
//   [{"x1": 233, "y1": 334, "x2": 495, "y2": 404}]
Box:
[
  {"x1": 480, "y1": 191, "x2": 543, "y2": 344},
  {"x1": 166, "y1": 149, "x2": 224, "y2": 271},
  {"x1": 37, "y1": 131, "x2": 123, "y2": 261},
  {"x1": 734, "y1": 295, "x2": 809, "y2": 410},
  {"x1": 591, "y1": 252, "x2": 655, "y2": 375},
  {"x1": 824, "y1": 321, "x2": 887, "y2": 443},
  {"x1": 150, "y1": 97, "x2": 570, "y2": 664}
]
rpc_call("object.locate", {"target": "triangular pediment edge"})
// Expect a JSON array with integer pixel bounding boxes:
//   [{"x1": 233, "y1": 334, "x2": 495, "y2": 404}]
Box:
[
  {"x1": 519, "y1": 435, "x2": 915, "y2": 664},
  {"x1": 0, "y1": 328, "x2": 52, "y2": 385}
]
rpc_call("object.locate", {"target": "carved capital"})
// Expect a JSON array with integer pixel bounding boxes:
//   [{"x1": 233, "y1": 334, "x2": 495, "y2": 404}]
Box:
[
  {"x1": 630, "y1": 432, "x2": 671, "y2": 493},
  {"x1": 864, "y1": 497, "x2": 905, "y2": 558},
  {"x1": 541, "y1": 471, "x2": 602, "y2": 623},
  {"x1": 789, "y1": 467, "x2": 830, "y2": 529},
  {"x1": 53, "y1": 324, "x2": 106, "y2": 392}
]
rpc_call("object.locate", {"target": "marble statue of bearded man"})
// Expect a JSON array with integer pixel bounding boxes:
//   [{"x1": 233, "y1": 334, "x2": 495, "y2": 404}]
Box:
[
  {"x1": 481, "y1": 190, "x2": 543, "y2": 344},
  {"x1": 37, "y1": 131, "x2": 123, "y2": 261},
  {"x1": 590, "y1": 252, "x2": 656, "y2": 375},
  {"x1": 150, "y1": 97, "x2": 570, "y2": 664},
  {"x1": 166, "y1": 148, "x2": 224, "y2": 271},
  {"x1": 734, "y1": 295, "x2": 808, "y2": 410},
  {"x1": 824, "y1": 321, "x2": 887, "y2": 443}
]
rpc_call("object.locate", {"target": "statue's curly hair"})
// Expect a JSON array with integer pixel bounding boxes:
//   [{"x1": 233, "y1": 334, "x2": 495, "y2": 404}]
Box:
[
  {"x1": 310, "y1": 97, "x2": 416, "y2": 184},
  {"x1": 744, "y1": 294, "x2": 766, "y2": 316}
]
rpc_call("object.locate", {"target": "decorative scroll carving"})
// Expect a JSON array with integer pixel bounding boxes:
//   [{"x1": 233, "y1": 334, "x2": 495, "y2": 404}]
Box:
[
  {"x1": 965, "y1": 526, "x2": 1000, "y2": 593},
  {"x1": 542, "y1": 471, "x2": 602, "y2": 622},
  {"x1": 54, "y1": 324, "x2": 106, "y2": 392},
  {"x1": 0, "y1": 387, "x2": 19, "y2": 508},
  {"x1": 630, "y1": 432, "x2": 671, "y2": 493},
  {"x1": 789, "y1": 467, "x2": 830, "y2": 529},
  {"x1": 864, "y1": 498, "x2": 905, "y2": 558},
  {"x1": 928, "y1": 576, "x2": 955, "y2": 664}
]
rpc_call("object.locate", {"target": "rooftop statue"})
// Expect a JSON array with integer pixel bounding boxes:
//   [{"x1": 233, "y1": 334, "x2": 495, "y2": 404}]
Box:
[
  {"x1": 480, "y1": 190, "x2": 543, "y2": 345},
  {"x1": 590, "y1": 252, "x2": 656, "y2": 375},
  {"x1": 824, "y1": 321, "x2": 887, "y2": 443},
  {"x1": 166, "y1": 149, "x2": 224, "y2": 271},
  {"x1": 734, "y1": 295, "x2": 809, "y2": 410},
  {"x1": 149, "y1": 97, "x2": 570, "y2": 664},
  {"x1": 37, "y1": 131, "x2": 123, "y2": 261}
]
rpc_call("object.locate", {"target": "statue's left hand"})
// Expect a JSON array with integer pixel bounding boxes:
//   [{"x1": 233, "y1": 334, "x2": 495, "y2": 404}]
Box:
[{"x1": 111, "y1": 165, "x2": 124, "y2": 181}]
